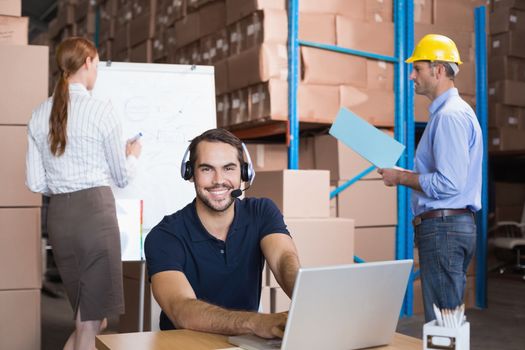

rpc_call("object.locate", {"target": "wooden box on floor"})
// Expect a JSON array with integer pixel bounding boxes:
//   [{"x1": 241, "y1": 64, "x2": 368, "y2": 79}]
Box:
[{"x1": 0, "y1": 289, "x2": 40, "y2": 350}]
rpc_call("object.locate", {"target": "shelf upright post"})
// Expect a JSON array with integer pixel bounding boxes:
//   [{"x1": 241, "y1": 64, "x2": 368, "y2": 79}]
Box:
[
  {"x1": 287, "y1": 0, "x2": 300, "y2": 170},
  {"x1": 474, "y1": 6, "x2": 488, "y2": 309}
]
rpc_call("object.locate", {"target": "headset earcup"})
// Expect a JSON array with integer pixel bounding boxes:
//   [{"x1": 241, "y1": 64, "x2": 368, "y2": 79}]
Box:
[
  {"x1": 183, "y1": 161, "x2": 193, "y2": 180},
  {"x1": 241, "y1": 163, "x2": 249, "y2": 182}
]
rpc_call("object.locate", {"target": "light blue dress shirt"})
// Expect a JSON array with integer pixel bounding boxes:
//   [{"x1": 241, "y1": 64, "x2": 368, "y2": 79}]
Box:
[{"x1": 412, "y1": 88, "x2": 483, "y2": 216}]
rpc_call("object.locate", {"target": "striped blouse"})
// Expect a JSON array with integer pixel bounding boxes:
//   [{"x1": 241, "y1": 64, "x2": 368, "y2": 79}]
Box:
[{"x1": 26, "y1": 83, "x2": 134, "y2": 195}]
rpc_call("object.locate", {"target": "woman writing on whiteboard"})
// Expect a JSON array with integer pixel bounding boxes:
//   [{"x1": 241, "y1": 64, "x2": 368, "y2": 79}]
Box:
[{"x1": 25, "y1": 37, "x2": 141, "y2": 350}]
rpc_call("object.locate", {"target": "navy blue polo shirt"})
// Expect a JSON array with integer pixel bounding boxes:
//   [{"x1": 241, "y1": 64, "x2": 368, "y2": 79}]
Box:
[{"x1": 144, "y1": 197, "x2": 290, "y2": 330}]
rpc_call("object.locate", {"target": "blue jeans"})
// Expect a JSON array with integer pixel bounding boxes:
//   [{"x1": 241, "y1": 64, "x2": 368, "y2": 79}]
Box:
[{"x1": 415, "y1": 213, "x2": 476, "y2": 322}]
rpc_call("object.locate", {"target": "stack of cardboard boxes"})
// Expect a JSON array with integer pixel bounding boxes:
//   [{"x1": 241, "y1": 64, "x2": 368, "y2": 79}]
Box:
[
  {"x1": 246, "y1": 169, "x2": 355, "y2": 312},
  {"x1": 0, "y1": 0, "x2": 48, "y2": 348},
  {"x1": 488, "y1": 0, "x2": 525, "y2": 151}
]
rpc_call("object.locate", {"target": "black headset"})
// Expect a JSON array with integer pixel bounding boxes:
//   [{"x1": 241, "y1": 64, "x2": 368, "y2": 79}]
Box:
[{"x1": 180, "y1": 142, "x2": 255, "y2": 185}]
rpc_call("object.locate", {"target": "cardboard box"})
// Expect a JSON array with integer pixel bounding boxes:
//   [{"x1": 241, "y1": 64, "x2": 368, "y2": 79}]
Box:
[
  {"x1": 330, "y1": 184, "x2": 337, "y2": 217},
  {"x1": 265, "y1": 217, "x2": 355, "y2": 287},
  {"x1": 246, "y1": 143, "x2": 288, "y2": 171},
  {"x1": 490, "y1": 7, "x2": 525, "y2": 34},
  {"x1": 214, "y1": 59, "x2": 229, "y2": 95},
  {"x1": 0, "y1": 289, "x2": 40, "y2": 350},
  {"x1": 339, "y1": 85, "x2": 395, "y2": 127},
  {"x1": 299, "y1": 13, "x2": 336, "y2": 44},
  {"x1": 0, "y1": 126, "x2": 42, "y2": 206},
  {"x1": 0, "y1": 208, "x2": 41, "y2": 290},
  {"x1": 354, "y1": 226, "x2": 396, "y2": 262},
  {"x1": 271, "y1": 287, "x2": 290, "y2": 312},
  {"x1": 113, "y1": 23, "x2": 130, "y2": 54},
  {"x1": 488, "y1": 55, "x2": 525, "y2": 82},
  {"x1": 299, "y1": 136, "x2": 316, "y2": 170},
  {"x1": 367, "y1": 59, "x2": 394, "y2": 91},
  {"x1": 0, "y1": 15, "x2": 27, "y2": 45},
  {"x1": 366, "y1": 0, "x2": 393, "y2": 23},
  {"x1": 414, "y1": 94, "x2": 430, "y2": 122},
  {"x1": 455, "y1": 61, "x2": 476, "y2": 96},
  {"x1": 225, "y1": 0, "x2": 284, "y2": 25},
  {"x1": 336, "y1": 179, "x2": 397, "y2": 227},
  {"x1": 314, "y1": 134, "x2": 381, "y2": 182},
  {"x1": 489, "y1": 80, "x2": 525, "y2": 106},
  {"x1": 227, "y1": 43, "x2": 288, "y2": 91},
  {"x1": 493, "y1": 0, "x2": 525, "y2": 11},
  {"x1": 414, "y1": 0, "x2": 432, "y2": 24},
  {"x1": 491, "y1": 31, "x2": 525, "y2": 58},
  {"x1": 0, "y1": 45, "x2": 48, "y2": 125},
  {"x1": 174, "y1": 11, "x2": 200, "y2": 48},
  {"x1": 434, "y1": 0, "x2": 476, "y2": 30},
  {"x1": 129, "y1": 13, "x2": 155, "y2": 47},
  {"x1": 130, "y1": 39, "x2": 152, "y2": 62},
  {"x1": 415, "y1": 23, "x2": 472, "y2": 62},
  {"x1": 201, "y1": 29, "x2": 229, "y2": 64},
  {"x1": 300, "y1": 0, "x2": 366, "y2": 19},
  {"x1": 247, "y1": 79, "x2": 288, "y2": 122},
  {"x1": 247, "y1": 170, "x2": 330, "y2": 218},
  {"x1": 489, "y1": 127, "x2": 525, "y2": 151},
  {"x1": 0, "y1": 0, "x2": 20, "y2": 16},
  {"x1": 216, "y1": 94, "x2": 230, "y2": 127},
  {"x1": 336, "y1": 17, "x2": 394, "y2": 56},
  {"x1": 199, "y1": 0, "x2": 226, "y2": 38},
  {"x1": 489, "y1": 103, "x2": 524, "y2": 128},
  {"x1": 301, "y1": 46, "x2": 367, "y2": 86},
  {"x1": 495, "y1": 181, "x2": 525, "y2": 206},
  {"x1": 229, "y1": 88, "x2": 249, "y2": 125}
]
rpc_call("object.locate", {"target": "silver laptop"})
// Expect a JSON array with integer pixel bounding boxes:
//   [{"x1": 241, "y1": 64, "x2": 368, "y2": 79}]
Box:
[{"x1": 229, "y1": 260, "x2": 413, "y2": 350}]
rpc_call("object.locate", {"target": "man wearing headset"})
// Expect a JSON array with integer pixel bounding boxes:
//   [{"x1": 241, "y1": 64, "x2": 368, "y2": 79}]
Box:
[{"x1": 145, "y1": 128, "x2": 301, "y2": 337}]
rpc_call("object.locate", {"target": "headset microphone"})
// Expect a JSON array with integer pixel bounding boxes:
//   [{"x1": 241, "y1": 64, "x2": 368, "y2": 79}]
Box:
[{"x1": 231, "y1": 182, "x2": 252, "y2": 198}]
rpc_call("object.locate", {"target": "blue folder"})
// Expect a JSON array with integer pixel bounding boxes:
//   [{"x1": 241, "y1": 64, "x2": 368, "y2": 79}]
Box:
[{"x1": 329, "y1": 108, "x2": 405, "y2": 169}]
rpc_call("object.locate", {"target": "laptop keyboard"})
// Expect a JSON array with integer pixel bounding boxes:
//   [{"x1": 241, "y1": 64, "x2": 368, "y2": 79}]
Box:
[{"x1": 264, "y1": 339, "x2": 282, "y2": 348}]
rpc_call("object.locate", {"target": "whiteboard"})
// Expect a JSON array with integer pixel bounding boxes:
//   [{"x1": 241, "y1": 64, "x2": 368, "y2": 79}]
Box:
[{"x1": 92, "y1": 62, "x2": 216, "y2": 260}]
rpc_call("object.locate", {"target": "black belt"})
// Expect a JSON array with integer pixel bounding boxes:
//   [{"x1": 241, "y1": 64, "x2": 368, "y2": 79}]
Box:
[{"x1": 413, "y1": 209, "x2": 472, "y2": 226}]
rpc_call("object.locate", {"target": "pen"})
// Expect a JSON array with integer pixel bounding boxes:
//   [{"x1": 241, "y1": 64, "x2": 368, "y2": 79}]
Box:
[
  {"x1": 433, "y1": 304, "x2": 443, "y2": 326},
  {"x1": 128, "y1": 132, "x2": 143, "y2": 143}
]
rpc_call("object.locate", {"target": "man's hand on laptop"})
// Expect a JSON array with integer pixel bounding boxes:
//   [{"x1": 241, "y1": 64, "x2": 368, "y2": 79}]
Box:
[{"x1": 249, "y1": 311, "x2": 288, "y2": 339}]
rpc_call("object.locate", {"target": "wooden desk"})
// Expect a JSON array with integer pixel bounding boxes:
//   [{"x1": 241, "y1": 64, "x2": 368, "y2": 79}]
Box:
[{"x1": 96, "y1": 330, "x2": 422, "y2": 350}]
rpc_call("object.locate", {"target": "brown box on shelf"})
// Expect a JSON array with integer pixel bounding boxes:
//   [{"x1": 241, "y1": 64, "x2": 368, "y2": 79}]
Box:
[
  {"x1": 0, "y1": 208, "x2": 41, "y2": 290},
  {"x1": 336, "y1": 179, "x2": 397, "y2": 227},
  {"x1": 314, "y1": 134, "x2": 381, "y2": 182},
  {"x1": 495, "y1": 181, "x2": 525, "y2": 206},
  {"x1": 0, "y1": 289, "x2": 40, "y2": 350},
  {"x1": 301, "y1": 46, "x2": 367, "y2": 86},
  {"x1": 174, "y1": 11, "x2": 200, "y2": 48},
  {"x1": 200, "y1": 29, "x2": 229, "y2": 65},
  {"x1": 490, "y1": 31, "x2": 525, "y2": 58},
  {"x1": 493, "y1": 0, "x2": 525, "y2": 11},
  {"x1": 246, "y1": 143, "x2": 287, "y2": 171},
  {"x1": 414, "y1": 0, "x2": 432, "y2": 24},
  {"x1": 264, "y1": 217, "x2": 355, "y2": 287},
  {"x1": 113, "y1": 23, "x2": 130, "y2": 54},
  {"x1": 367, "y1": 59, "x2": 394, "y2": 90},
  {"x1": 247, "y1": 170, "x2": 330, "y2": 218},
  {"x1": 229, "y1": 88, "x2": 249, "y2": 125},
  {"x1": 216, "y1": 93, "x2": 230, "y2": 127},
  {"x1": 489, "y1": 80, "x2": 525, "y2": 106},
  {"x1": 199, "y1": 0, "x2": 226, "y2": 38},
  {"x1": 225, "y1": 0, "x2": 285, "y2": 25},
  {"x1": 0, "y1": 0, "x2": 21, "y2": 16},
  {"x1": 455, "y1": 61, "x2": 476, "y2": 96},
  {"x1": 434, "y1": 0, "x2": 477, "y2": 31},
  {"x1": 490, "y1": 7, "x2": 525, "y2": 34},
  {"x1": 129, "y1": 12, "x2": 155, "y2": 47},
  {"x1": 488, "y1": 56, "x2": 525, "y2": 82},
  {"x1": 300, "y1": 0, "x2": 366, "y2": 19},
  {"x1": 415, "y1": 23, "x2": 472, "y2": 62},
  {"x1": 489, "y1": 127, "x2": 525, "y2": 151},
  {"x1": 299, "y1": 13, "x2": 336, "y2": 44},
  {"x1": 247, "y1": 79, "x2": 288, "y2": 122},
  {"x1": 0, "y1": 45, "x2": 48, "y2": 125},
  {"x1": 130, "y1": 39, "x2": 152, "y2": 62},
  {"x1": 0, "y1": 127, "x2": 42, "y2": 206},
  {"x1": 336, "y1": 17, "x2": 394, "y2": 56},
  {"x1": 0, "y1": 15, "x2": 27, "y2": 45},
  {"x1": 227, "y1": 43, "x2": 288, "y2": 91},
  {"x1": 339, "y1": 85, "x2": 395, "y2": 127},
  {"x1": 366, "y1": 0, "x2": 393, "y2": 23},
  {"x1": 98, "y1": 39, "x2": 113, "y2": 61},
  {"x1": 171, "y1": 41, "x2": 201, "y2": 65},
  {"x1": 299, "y1": 136, "x2": 316, "y2": 170},
  {"x1": 354, "y1": 226, "x2": 396, "y2": 262},
  {"x1": 214, "y1": 58, "x2": 229, "y2": 95},
  {"x1": 489, "y1": 103, "x2": 524, "y2": 128},
  {"x1": 228, "y1": 9, "x2": 287, "y2": 55}
]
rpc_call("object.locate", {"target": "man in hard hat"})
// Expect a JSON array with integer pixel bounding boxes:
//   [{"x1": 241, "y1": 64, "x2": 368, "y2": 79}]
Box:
[{"x1": 378, "y1": 34, "x2": 483, "y2": 322}]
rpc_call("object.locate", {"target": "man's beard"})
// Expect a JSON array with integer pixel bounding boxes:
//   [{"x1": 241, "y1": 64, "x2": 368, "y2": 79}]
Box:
[{"x1": 195, "y1": 185, "x2": 235, "y2": 212}]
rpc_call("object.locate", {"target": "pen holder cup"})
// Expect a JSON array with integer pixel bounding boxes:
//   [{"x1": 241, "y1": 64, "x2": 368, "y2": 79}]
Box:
[{"x1": 423, "y1": 320, "x2": 470, "y2": 350}]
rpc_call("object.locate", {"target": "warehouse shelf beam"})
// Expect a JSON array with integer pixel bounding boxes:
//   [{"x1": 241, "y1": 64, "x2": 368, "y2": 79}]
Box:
[
  {"x1": 287, "y1": 0, "x2": 300, "y2": 169},
  {"x1": 474, "y1": 6, "x2": 488, "y2": 309},
  {"x1": 298, "y1": 40, "x2": 398, "y2": 63}
]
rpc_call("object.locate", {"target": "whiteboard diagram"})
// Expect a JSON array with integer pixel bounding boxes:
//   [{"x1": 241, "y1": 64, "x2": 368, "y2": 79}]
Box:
[{"x1": 93, "y1": 62, "x2": 217, "y2": 260}]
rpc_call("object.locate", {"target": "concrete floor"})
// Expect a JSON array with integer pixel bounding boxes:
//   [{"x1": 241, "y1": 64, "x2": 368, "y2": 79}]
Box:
[{"x1": 42, "y1": 272, "x2": 525, "y2": 350}]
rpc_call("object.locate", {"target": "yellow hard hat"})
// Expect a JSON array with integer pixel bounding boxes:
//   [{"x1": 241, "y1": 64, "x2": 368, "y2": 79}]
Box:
[{"x1": 406, "y1": 34, "x2": 462, "y2": 65}]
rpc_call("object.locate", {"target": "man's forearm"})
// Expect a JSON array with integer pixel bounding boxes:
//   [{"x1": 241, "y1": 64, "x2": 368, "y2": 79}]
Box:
[
  {"x1": 172, "y1": 299, "x2": 257, "y2": 335},
  {"x1": 275, "y1": 251, "x2": 300, "y2": 298},
  {"x1": 399, "y1": 170, "x2": 422, "y2": 192}
]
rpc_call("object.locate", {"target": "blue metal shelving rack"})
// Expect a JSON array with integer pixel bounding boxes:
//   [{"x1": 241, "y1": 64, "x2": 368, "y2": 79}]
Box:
[{"x1": 287, "y1": 1, "x2": 489, "y2": 315}]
